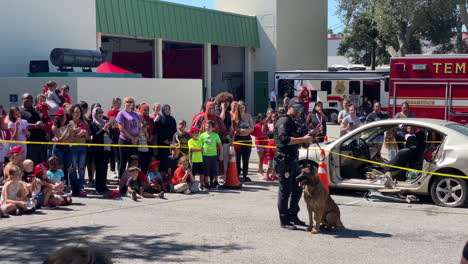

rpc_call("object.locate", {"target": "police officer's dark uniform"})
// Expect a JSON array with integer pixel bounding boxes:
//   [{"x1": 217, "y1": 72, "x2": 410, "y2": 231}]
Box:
[{"x1": 274, "y1": 97, "x2": 310, "y2": 230}]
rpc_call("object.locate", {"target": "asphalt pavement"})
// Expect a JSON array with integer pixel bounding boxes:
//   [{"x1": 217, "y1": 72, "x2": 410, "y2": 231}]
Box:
[{"x1": 1, "y1": 125, "x2": 467, "y2": 263}]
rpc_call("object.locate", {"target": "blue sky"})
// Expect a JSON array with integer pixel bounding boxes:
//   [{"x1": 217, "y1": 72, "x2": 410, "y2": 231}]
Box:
[{"x1": 164, "y1": 0, "x2": 343, "y2": 32}]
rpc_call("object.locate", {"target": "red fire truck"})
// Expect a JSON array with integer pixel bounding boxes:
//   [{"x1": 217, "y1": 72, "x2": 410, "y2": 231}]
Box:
[{"x1": 390, "y1": 55, "x2": 468, "y2": 125}]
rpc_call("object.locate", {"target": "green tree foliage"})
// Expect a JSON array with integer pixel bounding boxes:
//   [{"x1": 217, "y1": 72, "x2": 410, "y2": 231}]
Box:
[
  {"x1": 337, "y1": 0, "x2": 460, "y2": 64},
  {"x1": 337, "y1": 11, "x2": 391, "y2": 68}
]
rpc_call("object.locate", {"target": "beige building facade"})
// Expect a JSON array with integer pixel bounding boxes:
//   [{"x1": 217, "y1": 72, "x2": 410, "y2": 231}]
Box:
[{"x1": 215, "y1": 0, "x2": 328, "y2": 92}]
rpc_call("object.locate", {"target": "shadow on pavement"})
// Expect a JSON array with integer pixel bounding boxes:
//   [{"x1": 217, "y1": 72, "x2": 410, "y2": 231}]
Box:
[
  {"x1": 324, "y1": 227, "x2": 392, "y2": 239},
  {"x1": 0, "y1": 225, "x2": 247, "y2": 263}
]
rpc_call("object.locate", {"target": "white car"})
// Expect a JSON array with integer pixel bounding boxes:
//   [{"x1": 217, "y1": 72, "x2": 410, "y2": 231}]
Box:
[{"x1": 298, "y1": 118, "x2": 468, "y2": 207}]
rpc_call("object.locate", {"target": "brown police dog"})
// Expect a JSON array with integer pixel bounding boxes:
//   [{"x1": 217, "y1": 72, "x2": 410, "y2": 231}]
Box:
[{"x1": 297, "y1": 167, "x2": 343, "y2": 234}]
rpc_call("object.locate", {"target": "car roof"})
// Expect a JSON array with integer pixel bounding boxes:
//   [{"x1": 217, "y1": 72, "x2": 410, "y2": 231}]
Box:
[{"x1": 362, "y1": 118, "x2": 467, "y2": 138}]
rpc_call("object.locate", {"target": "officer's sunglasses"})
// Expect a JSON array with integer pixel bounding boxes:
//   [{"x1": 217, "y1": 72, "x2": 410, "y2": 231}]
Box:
[{"x1": 293, "y1": 106, "x2": 304, "y2": 111}]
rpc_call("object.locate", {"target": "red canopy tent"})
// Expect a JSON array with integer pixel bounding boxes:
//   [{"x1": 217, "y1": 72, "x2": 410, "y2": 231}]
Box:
[{"x1": 96, "y1": 62, "x2": 134, "y2": 74}]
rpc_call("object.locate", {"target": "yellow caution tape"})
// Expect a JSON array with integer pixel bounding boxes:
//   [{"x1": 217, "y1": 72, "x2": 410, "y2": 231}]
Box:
[
  {"x1": 0, "y1": 139, "x2": 180, "y2": 149},
  {"x1": 231, "y1": 141, "x2": 467, "y2": 179}
]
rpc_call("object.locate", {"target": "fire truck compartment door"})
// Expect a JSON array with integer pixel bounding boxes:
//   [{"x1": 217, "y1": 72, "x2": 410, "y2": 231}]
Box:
[
  {"x1": 317, "y1": 91, "x2": 328, "y2": 103},
  {"x1": 392, "y1": 82, "x2": 448, "y2": 120},
  {"x1": 449, "y1": 83, "x2": 468, "y2": 114}
]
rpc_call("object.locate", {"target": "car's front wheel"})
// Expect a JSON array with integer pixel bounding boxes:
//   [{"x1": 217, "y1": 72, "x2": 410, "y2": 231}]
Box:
[{"x1": 430, "y1": 177, "x2": 467, "y2": 207}]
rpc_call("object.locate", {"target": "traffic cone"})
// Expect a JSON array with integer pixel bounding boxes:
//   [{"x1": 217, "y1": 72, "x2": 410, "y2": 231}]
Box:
[
  {"x1": 324, "y1": 136, "x2": 328, "y2": 143},
  {"x1": 317, "y1": 149, "x2": 329, "y2": 192},
  {"x1": 219, "y1": 144, "x2": 242, "y2": 189}
]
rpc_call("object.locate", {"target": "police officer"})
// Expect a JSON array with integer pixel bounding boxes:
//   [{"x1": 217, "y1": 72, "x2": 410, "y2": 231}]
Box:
[{"x1": 274, "y1": 97, "x2": 317, "y2": 230}]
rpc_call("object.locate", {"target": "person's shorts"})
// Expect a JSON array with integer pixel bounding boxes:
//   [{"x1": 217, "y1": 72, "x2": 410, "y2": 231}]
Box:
[
  {"x1": 32, "y1": 192, "x2": 45, "y2": 206},
  {"x1": 256, "y1": 146, "x2": 266, "y2": 152},
  {"x1": 143, "y1": 188, "x2": 160, "y2": 194},
  {"x1": 267, "y1": 159, "x2": 274, "y2": 169},
  {"x1": 191, "y1": 162, "x2": 204, "y2": 175},
  {"x1": 203, "y1": 155, "x2": 219, "y2": 177}
]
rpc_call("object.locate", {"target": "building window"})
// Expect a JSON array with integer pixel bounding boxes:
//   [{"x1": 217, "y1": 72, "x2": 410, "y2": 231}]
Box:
[
  {"x1": 321, "y1": 81, "x2": 332, "y2": 94},
  {"x1": 349, "y1": 81, "x2": 360, "y2": 95}
]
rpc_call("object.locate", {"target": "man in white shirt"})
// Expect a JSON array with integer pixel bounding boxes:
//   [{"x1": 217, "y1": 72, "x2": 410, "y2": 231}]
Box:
[
  {"x1": 337, "y1": 98, "x2": 350, "y2": 124},
  {"x1": 269, "y1": 89, "x2": 277, "y2": 111}
]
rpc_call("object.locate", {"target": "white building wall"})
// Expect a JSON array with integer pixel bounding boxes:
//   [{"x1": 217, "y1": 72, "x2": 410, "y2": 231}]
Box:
[
  {"x1": 0, "y1": 77, "x2": 202, "y2": 127},
  {"x1": 76, "y1": 78, "x2": 202, "y2": 126},
  {"x1": 0, "y1": 0, "x2": 97, "y2": 77}
]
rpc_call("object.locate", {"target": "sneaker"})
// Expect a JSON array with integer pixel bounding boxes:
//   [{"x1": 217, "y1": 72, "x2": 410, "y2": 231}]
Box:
[
  {"x1": 1, "y1": 212, "x2": 9, "y2": 218},
  {"x1": 15, "y1": 208, "x2": 24, "y2": 216},
  {"x1": 259, "y1": 176, "x2": 268, "y2": 181},
  {"x1": 42, "y1": 204, "x2": 56, "y2": 210},
  {"x1": 159, "y1": 191, "x2": 165, "y2": 199},
  {"x1": 290, "y1": 217, "x2": 306, "y2": 226},
  {"x1": 280, "y1": 223, "x2": 297, "y2": 230},
  {"x1": 184, "y1": 189, "x2": 192, "y2": 195},
  {"x1": 243, "y1": 176, "x2": 252, "y2": 182},
  {"x1": 131, "y1": 190, "x2": 137, "y2": 201},
  {"x1": 266, "y1": 176, "x2": 274, "y2": 181},
  {"x1": 79, "y1": 190, "x2": 87, "y2": 197}
]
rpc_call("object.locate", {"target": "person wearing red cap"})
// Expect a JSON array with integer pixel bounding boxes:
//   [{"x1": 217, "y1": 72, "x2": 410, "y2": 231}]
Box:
[
  {"x1": 147, "y1": 160, "x2": 166, "y2": 192},
  {"x1": 3, "y1": 146, "x2": 25, "y2": 183},
  {"x1": 298, "y1": 86, "x2": 311, "y2": 116},
  {"x1": 31, "y1": 163, "x2": 67, "y2": 208}
]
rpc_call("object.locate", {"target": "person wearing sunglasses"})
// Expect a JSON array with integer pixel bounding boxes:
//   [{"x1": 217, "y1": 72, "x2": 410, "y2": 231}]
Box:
[
  {"x1": 274, "y1": 97, "x2": 318, "y2": 231},
  {"x1": 116, "y1": 96, "x2": 141, "y2": 180}
]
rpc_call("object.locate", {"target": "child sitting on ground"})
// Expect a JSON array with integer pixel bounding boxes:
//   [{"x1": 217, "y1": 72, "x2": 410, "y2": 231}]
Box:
[
  {"x1": 127, "y1": 166, "x2": 164, "y2": 201},
  {"x1": 22, "y1": 159, "x2": 34, "y2": 183},
  {"x1": 199, "y1": 120, "x2": 223, "y2": 188},
  {"x1": 265, "y1": 131, "x2": 278, "y2": 181},
  {"x1": 31, "y1": 163, "x2": 69, "y2": 208},
  {"x1": 120, "y1": 155, "x2": 163, "y2": 199},
  {"x1": 171, "y1": 156, "x2": 199, "y2": 194},
  {"x1": 47, "y1": 155, "x2": 66, "y2": 194},
  {"x1": 163, "y1": 145, "x2": 182, "y2": 178},
  {"x1": 172, "y1": 120, "x2": 191, "y2": 157},
  {"x1": 1, "y1": 165, "x2": 37, "y2": 216},
  {"x1": 147, "y1": 161, "x2": 170, "y2": 193},
  {"x1": 188, "y1": 127, "x2": 207, "y2": 190},
  {"x1": 119, "y1": 155, "x2": 148, "y2": 195}
]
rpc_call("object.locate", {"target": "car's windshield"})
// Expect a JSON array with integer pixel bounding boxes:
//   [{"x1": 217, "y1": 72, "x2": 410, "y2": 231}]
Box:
[{"x1": 446, "y1": 124, "x2": 468, "y2": 136}]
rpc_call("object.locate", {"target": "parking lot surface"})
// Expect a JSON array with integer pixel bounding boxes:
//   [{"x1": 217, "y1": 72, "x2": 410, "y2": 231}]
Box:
[{"x1": 1, "y1": 168, "x2": 467, "y2": 264}]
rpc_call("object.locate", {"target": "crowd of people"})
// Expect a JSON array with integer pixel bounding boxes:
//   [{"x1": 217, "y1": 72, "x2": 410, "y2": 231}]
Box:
[
  {"x1": 0, "y1": 82, "x2": 288, "y2": 217},
  {"x1": 0, "y1": 81, "x2": 420, "y2": 218}
]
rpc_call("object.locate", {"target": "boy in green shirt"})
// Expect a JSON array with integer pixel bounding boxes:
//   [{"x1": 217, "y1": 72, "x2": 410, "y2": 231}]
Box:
[
  {"x1": 198, "y1": 120, "x2": 223, "y2": 188},
  {"x1": 188, "y1": 127, "x2": 207, "y2": 190}
]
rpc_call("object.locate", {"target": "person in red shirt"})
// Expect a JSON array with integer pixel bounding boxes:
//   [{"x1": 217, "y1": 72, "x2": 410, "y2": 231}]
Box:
[
  {"x1": 60, "y1": 85, "x2": 71, "y2": 105},
  {"x1": 35, "y1": 94, "x2": 53, "y2": 137},
  {"x1": 171, "y1": 156, "x2": 199, "y2": 194},
  {"x1": 107, "y1": 98, "x2": 122, "y2": 175},
  {"x1": 265, "y1": 131, "x2": 278, "y2": 181},
  {"x1": 251, "y1": 113, "x2": 269, "y2": 179},
  {"x1": 298, "y1": 86, "x2": 311, "y2": 116}
]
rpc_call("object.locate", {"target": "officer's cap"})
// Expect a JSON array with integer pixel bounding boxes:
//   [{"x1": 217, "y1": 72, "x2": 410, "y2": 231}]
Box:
[{"x1": 289, "y1": 97, "x2": 304, "y2": 107}]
